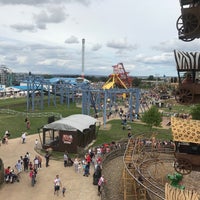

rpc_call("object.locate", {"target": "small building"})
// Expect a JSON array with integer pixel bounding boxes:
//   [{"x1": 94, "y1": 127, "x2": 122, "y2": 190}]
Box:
[{"x1": 42, "y1": 114, "x2": 97, "y2": 153}]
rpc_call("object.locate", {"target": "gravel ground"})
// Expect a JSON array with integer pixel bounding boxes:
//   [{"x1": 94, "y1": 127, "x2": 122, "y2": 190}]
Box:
[{"x1": 102, "y1": 156, "x2": 124, "y2": 200}]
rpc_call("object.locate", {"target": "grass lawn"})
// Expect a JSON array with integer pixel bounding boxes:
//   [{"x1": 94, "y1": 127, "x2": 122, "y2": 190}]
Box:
[
  {"x1": 93, "y1": 119, "x2": 172, "y2": 147},
  {"x1": 0, "y1": 97, "x2": 175, "y2": 145},
  {"x1": 0, "y1": 96, "x2": 177, "y2": 160},
  {"x1": 0, "y1": 97, "x2": 82, "y2": 138}
]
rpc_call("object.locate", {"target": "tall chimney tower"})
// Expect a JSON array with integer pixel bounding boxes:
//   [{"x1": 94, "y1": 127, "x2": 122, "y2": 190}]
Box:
[{"x1": 81, "y1": 38, "x2": 85, "y2": 79}]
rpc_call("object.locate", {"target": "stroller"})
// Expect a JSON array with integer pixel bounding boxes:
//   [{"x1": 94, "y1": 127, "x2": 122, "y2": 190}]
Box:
[{"x1": 66, "y1": 157, "x2": 74, "y2": 167}]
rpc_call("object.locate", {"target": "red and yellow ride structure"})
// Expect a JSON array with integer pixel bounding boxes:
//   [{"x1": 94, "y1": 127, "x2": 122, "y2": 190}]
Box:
[{"x1": 102, "y1": 63, "x2": 133, "y2": 90}]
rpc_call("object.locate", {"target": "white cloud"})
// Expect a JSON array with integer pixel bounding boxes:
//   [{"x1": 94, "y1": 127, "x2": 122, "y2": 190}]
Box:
[
  {"x1": 64, "y1": 35, "x2": 79, "y2": 44},
  {"x1": 10, "y1": 24, "x2": 36, "y2": 32},
  {"x1": 91, "y1": 43, "x2": 102, "y2": 51},
  {"x1": 17, "y1": 56, "x2": 27, "y2": 64},
  {"x1": 0, "y1": 0, "x2": 197, "y2": 77},
  {"x1": 0, "y1": 0, "x2": 91, "y2": 6},
  {"x1": 34, "y1": 6, "x2": 68, "y2": 30},
  {"x1": 106, "y1": 38, "x2": 138, "y2": 51}
]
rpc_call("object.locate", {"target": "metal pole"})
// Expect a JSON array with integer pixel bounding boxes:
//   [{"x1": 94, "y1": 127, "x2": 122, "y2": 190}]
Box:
[{"x1": 82, "y1": 38, "x2": 85, "y2": 79}]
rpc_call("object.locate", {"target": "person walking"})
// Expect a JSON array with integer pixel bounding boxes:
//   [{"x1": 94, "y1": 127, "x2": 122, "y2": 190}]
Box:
[
  {"x1": 35, "y1": 139, "x2": 38, "y2": 149},
  {"x1": 63, "y1": 152, "x2": 68, "y2": 167},
  {"x1": 45, "y1": 151, "x2": 51, "y2": 167},
  {"x1": 93, "y1": 165, "x2": 102, "y2": 185},
  {"x1": 15, "y1": 160, "x2": 22, "y2": 175},
  {"x1": 23, "y1": 155, "x2": 29, "y2": 171},
  {"x1": 74, "y1": 157, "x2": 79, "y2": 172},
  {"x1": 33, "y1": 156, "x2": 39, "y2": 170},
  {"x1": 21, "y1": 132, "x2": 26, "y2": 144},
  {"x1": 38, "y1": 155, "x2": 42, "y2": 169},
  {"x1": 26, "y1": 120, "x2": 31, "y2": 130},
  {"x1": 54, "y1": 175, "x2": 62, "y2": 196},
  {"x1": 98, "y1": 175, "x2": 106, "y2": 196},
  {"x1": 30, "y1": 168, "x2": 36, "y2": 187},
  {"x1": 62, "y1": 186, "x2": 66, "y2": 197},
  {"x1": 83, "y1": 162, "x2": 90, "y2": 177}
]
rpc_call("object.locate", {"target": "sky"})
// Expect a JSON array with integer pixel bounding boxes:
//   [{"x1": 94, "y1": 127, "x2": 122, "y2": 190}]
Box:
[{"x1": 0, "y1": 0, "x2": 200, "y2": 77}]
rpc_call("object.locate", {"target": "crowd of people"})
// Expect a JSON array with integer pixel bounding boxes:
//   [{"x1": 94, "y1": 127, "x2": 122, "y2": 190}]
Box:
[
  {"x1": 4, "y1": 151, "x2": 40, "y2": 185},
  {"x1": 1, "y1": 109, "x2": 175, "y2": 198},
  {"x1": 62, "y1": 148, "x2": 104, "y2": 194},
  {"x1": 3, "y1": 137, "x2": 110, "y2": 196},
  {"x1": 2, "y1": 130, "x2": 176, "y2": 198},
  {"x1": 60, "y1": 142, "x2": 124, "y2": 196}
]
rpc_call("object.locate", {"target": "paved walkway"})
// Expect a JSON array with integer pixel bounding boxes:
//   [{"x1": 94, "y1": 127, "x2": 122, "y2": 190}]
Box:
[{"x1": 0, "y1": 134, "x2": 100, "y2": 200}]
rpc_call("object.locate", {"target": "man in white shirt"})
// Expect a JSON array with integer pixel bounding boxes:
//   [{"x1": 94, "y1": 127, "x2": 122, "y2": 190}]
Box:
[
  {"x1": 15, "y1": 160, "x2": 22, "y2": 174},
  {"x1": 21, "y1": 132, "x2": 26, "y2": 144}
]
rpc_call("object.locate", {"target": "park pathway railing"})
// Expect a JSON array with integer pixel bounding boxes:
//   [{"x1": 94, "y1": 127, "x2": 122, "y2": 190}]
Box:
[{"x1": 0, "y1": 108, "x2": 62, "y2": 119}]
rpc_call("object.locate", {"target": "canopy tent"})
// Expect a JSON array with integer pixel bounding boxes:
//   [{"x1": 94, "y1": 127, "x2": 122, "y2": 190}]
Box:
[
  {"x1": 42, "y1": 114, "x2": 97, "y2": 152},
  {"x1": 43, "y1": 114, "x2": 97, "y2": 132}
]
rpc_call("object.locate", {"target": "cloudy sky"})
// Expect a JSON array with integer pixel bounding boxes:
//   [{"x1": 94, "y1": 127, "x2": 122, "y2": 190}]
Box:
[{"x1": 0, "y1": 0, "x2": 199, "y2": 77}]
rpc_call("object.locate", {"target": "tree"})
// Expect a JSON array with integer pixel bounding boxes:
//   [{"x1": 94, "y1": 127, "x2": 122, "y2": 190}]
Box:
[
  {"x1": 132, "y1": 77, "x2": 141, "y2": 87},
  {"x1": 141, "y1": 106, "x2": 162, "y2": 130},
  {"x1": 190, "y1": 104, "x2": 200, "y2": 120},
  {"x1": 147, "y1": 75, "x2": 154, "y2": 80}
]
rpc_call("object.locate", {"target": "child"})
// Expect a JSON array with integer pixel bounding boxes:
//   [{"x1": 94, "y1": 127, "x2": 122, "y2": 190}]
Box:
[
  {"x1": 29, "y1": 162, "x2": 33, "y2": 170},
  {"x1": 62, "y1": 186, "x2": 66, "y2": 197},
  {"x1": 78, "y1": 161, "x2": 82, "y2": 173}
]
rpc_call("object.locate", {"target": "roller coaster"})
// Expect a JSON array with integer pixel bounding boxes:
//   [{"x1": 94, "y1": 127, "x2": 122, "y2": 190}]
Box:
[
  {"x1": 24, "y1": 73, "x2": 141, "y2": 126},
  {"x1": 121, "y1": 131, "x2": 200, "y2": 200},
  {"x1": 122, "y1": 136, "x2": 175, "y2": 200}
]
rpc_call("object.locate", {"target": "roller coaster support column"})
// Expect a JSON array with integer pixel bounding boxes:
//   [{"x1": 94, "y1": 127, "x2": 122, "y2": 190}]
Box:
[
  {"x1": 26, "y1": 73, "x2": 31, "y2": 111},
  {"x1": 103, "y1": 90, "x2": 108, "y2": 128},
  {"x1": 129, "y1": 90, "x2": 134, "y2": 122},
  {"x1": 66, "y1": 87, "x2": 70, "y2": 109},
  {"x1": 81, "y1": 88, "x2": 91, "y2": 115},
  {"x1": 26, "y1": 73, "x2": 46, "y2": 111},
  {"x1": 135, "y1": 88, "x2": 140, "y2": 117}
]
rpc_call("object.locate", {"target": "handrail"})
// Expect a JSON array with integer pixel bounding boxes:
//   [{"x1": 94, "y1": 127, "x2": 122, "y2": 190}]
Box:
[{"x1": 0, "y1": 108, "x2": 62, "y2": 119}]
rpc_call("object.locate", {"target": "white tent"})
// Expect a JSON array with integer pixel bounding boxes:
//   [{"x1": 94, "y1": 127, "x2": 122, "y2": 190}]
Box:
[
  {"x1": 5, "y1": 87, "x2": 20, "y2": 92},
  {"x1": 43, "y1": 114, "x2": 97, "y2": 132}
]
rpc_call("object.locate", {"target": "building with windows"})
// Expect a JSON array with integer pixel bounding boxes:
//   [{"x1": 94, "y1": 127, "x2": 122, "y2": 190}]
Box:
[{"x1": 0, "y1": 65, "x2": 13, "y2": 86}]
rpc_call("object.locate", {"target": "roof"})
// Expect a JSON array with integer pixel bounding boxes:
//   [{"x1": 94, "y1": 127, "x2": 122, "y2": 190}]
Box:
[
  {"x1": 48, "y1": 77, "x2": 90, "y2": 85},
  {"x1": 174, "y1": 50, "x2": 200, "y2": 71},
  {"x1": 43, "y1": 114, "x2": 97, "y2": 132},
  {"x1": 11, "y1": 86, "x2": 28, "y2": 91}
]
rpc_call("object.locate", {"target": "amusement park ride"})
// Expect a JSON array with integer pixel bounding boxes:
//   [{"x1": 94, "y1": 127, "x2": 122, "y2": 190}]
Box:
[
  {"x1": 25, "y1": 63, "x2": 140, "y2": 126},
  {"x1": 102, "y1": 63, "x2": 132, "y2": 89}
]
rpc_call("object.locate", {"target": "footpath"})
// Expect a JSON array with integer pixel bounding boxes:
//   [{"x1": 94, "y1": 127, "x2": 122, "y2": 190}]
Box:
[{"x1": 0, "y1": 134, "x2": 100, "y2": 200}]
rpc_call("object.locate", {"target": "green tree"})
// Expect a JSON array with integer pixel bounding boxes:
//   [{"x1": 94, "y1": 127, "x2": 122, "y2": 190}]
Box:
[
  {"x1": 141, "y1": 106, "x2": 162, "y2": 130},
  {"x1": 147, "y1": 75, "x2": 154, "y2": 80},
  {"x1": 132, "y1": 77, "x2": 141, "y2": 87},
  {"x1": 190, "y1": 104, "x2": 200, "y2": 120}
]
